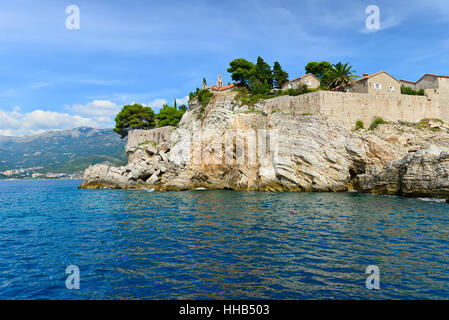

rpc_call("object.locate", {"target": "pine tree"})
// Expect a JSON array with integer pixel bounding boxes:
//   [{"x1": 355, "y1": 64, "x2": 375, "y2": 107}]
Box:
[
  {"x1": 255, "y1": 56, "x2": 273, "y2": 88},
  {"x1": 273, "y1": 61, "x2": 289, "y2": 89}
]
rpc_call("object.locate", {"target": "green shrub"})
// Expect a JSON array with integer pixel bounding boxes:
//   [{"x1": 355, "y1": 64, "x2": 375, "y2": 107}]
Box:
[
  {"x1": 369, "y1": 117, "x2": 388, "y2": 130},
  {"x1": 114, "y1": 103, "x2": 156, "y2": 138},
  {"x1": 285, "y1": 84, "x2": 310, "y2": 96},
  {"x1": 197, "y1": 89, "x2": 213, "y2": 106},
  {"x1": 418, "y1": 118, "x2": 443, "y2": 128},
  {"x1": 401, "y1": 86, "x2": 425, "y2": 96},
  {"x1": 235, "y1": 87, "x2": 270, "y2": 106},
  {"x1": 355, "y1": 120, "x2": 364, "y2": 130}
]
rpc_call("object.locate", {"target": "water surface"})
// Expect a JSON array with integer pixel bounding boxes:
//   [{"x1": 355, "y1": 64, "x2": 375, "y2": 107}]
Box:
[{"x1": 0, "y1": 179, "x2": 448, "y2": 299}]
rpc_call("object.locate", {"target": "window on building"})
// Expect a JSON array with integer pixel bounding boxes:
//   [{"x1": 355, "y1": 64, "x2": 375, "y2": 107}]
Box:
[
  {"x1": 374, "y1": 83, "x2": 382, "y2": 90},
  {"x1": 288, "y1": 83, "x2": 293, "y2": 89},
  {"x1": 305, "y1": 80, "x2": 312, "y2": 86},
  {"x1": 389, "y1": 86, "x2": 395, "y2": 92}
]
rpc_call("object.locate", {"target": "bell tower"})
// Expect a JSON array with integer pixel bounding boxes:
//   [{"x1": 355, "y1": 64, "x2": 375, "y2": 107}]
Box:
[{"x1": 217, "y1": 74, "x2": 223, "y2": 89}]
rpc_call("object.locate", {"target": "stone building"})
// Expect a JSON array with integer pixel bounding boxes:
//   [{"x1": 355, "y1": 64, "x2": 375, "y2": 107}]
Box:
[
  {"x1": 281, "y1": 73, "x2": 320, "y2": 90},
  {"x1": 204, "y1": 74, "x2": 239, "y2": 92},
  {"x1": 341, "y1": 71, "x2": 400, "y2": 95}
]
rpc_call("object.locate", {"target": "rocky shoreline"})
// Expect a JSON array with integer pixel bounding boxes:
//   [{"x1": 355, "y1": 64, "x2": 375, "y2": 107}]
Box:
[{"x1": 79, "y1": 91, "x2": 449, "y2": 202}]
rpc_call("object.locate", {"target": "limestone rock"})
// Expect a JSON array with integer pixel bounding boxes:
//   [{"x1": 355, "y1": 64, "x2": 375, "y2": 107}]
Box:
[
  {"x1": 79, "y1": 91, "x2": 449, "y2": 199},
  {"x1": 355, "y1": 147, "x2": 449, "y2": 198}
]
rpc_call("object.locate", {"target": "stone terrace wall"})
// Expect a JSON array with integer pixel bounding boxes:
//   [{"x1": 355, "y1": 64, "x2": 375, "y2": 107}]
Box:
[
  {"x1": 127, "y1": 126, "x2": 174, "y2": 149},
  {"x1": 126, "y1": 127, "x2": 174, "y2": 163},
  {"x1": 264, "y1": 91, "x2": 442, "y2": 129}
]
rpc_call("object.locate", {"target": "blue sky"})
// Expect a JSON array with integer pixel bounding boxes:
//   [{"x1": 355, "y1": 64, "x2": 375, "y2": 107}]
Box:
[{"x1": 1, "y1": 0, "x2": 449, "y2": 135}]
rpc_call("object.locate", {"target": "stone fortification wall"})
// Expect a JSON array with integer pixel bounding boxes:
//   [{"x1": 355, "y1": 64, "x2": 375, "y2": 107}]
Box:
[{"x1": 264, "y1": 91, "x2": 443, "y2": 129}]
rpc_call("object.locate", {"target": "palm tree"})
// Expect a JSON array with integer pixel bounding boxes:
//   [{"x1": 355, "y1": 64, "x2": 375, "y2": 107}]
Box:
[{"x1": 326, "y1": 62, "x2": 357, "y2": 90}]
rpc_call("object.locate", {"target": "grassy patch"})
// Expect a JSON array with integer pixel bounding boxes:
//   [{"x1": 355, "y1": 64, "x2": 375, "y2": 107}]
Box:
[
  {"x1": 235, "y1": 87, "x2": 269, "y2": 106},
  {"x1": 417, "y1": 118, "x2": 443, "y2": 131},
  {"x1": 369, "y1": 117, "x2": 388, "y2": 130},
  {"x1": 355, "y1": 120, "x2": 364, "y2": 130}
]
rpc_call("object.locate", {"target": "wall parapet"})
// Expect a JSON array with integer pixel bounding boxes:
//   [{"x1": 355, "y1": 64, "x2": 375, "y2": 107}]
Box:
[{"x1": 264, "y1": 91, "x2": 443, "y2": 129}]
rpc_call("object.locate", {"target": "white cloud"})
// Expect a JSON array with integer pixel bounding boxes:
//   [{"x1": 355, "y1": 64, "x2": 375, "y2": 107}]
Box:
[
  {"x1": 176, "y1": 96, "x2": 189, "y2": 106},
  {"x1": 0, "y1": 108, "x2": 100, "y2": 136},
  {"x1": 0, "y1": 96, "x2": 190, "y2": 136},
  {"x1": 146, "y1": 98, "x2": 168, "y2": 110},
  {"x1": 70, "y1": 100, "x2": 121, "y2": 117},
  {"x1": 0, "y1": 99, "x2": 124, "y2": 136}
]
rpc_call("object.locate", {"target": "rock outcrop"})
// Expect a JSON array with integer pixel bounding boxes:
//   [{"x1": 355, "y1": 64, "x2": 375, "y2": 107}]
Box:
[
  {"x1": 355, "y1": 146, "x2": 449, "y2": 198},
  {"x1": 79, "y1": 90, "x2": 449, "y2": 200}
]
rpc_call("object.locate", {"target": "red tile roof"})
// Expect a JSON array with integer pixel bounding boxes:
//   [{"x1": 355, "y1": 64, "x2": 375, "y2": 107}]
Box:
[{"x1": 219, "y1": 83, "x2": 238, "y2": 91}]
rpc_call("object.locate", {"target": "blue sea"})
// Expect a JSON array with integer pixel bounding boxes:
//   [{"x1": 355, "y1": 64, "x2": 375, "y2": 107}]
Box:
[{"x1": 0, "y1": 179, "x2": 449, "y2": 300}]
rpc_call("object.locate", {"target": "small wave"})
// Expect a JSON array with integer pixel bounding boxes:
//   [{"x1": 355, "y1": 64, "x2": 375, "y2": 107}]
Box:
[
  {"x1": 418, "y1": 198, "x2": 447, "y2": 203},
  {"x1": 195, "y1": 188, "x2": 207, "y2": 191},
  {"x1": 144, "y1": 188, "x2": 155, "y2": 192}
]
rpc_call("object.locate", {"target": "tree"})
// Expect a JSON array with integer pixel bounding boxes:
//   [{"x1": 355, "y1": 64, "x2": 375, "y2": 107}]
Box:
[
  {"x1": 272, "y1": 61, "x2": 289, "y2": 89},
  {"x1": 305, "y1": 61, "x2": 333, "y2": 85},
  {"x1": 114, "y1": 103, "x2": 156, "y2": 138},
  {"x1": 254, "y1": 56, "x2": 273, "y2": 87},
  {"x1": 325, "y1": 62, "x2": 357, "y2": 90},
  {"x1": 227, "y1": 58, "x2": 256, "y2": 84},
  {"x1": 156, "y1": 104, "x2": 185, "y2": 127},
  {"x1": 248, "y1": 76, "x2": 265, "y2": 95}
]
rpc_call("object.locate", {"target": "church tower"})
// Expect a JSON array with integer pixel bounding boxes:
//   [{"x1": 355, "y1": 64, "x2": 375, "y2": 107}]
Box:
[{"x1": 217, "y1": 74, "x2": 223, "y2": 89}]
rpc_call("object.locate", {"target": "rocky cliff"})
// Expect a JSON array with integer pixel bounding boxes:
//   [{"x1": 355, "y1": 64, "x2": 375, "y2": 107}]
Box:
[{"x1": 79, "y1": 91, "x2": 449, "y2": 201}]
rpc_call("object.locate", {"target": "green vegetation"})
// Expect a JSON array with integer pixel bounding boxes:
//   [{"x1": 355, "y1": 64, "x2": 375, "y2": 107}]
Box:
[
  {"x1": 227, "y1": 57, "x2": 288, "y2": 95},
  {"x1": 137, "y1": 141, "x2": 157, "y2": 147},
  {"x1": 234, "y1": 87, "x2": 269, "y2": 106},
  {"x1": 197, "y1": 89, "x2": 213, "y2": 106},
  {"x1": 305, "y1": 61, "x2": 333, "y2": 88},
  {"x1": 418, "y1": 118, "x2": 443, "y2": 131},
  {"x1": 283, "y1": 84, "x2": 310, "y2": 96},
  {"x1": 401, "y1": 86, "x2": 425, "y2": 96},
  {"x1": 325, "y1": 62, "x2": 357, "y2": 90},
  {"x1": 273, "y1": 61, "x2": 289, "y2": 89},
  {"x1": 114, "y1": 103, "x2": 156, "y2": 138},
  {"x1": 227, "y1": 58, "x2": 256, "y2": 84},
  {"x1": 156, "y1": 104, "x2": 185, "y2": 127},
  {"x1": 355, "y1": 120, "x2": 364, "y2": 130},
  {"x1": 194, "y1": 89, "x2": 214, "y2": 119},
  {"x1": 226, "y1": 57, "x2": 358, "y2": 106},
  {"x1": 0, "y1": 127, "x2": 127, "y2": 178},
  {"x1": 114, "y1": 100, "x2": 187, "y2": 137},
  {"x1": 369, "y1": 117, "x2": 388, "y2": 130}
]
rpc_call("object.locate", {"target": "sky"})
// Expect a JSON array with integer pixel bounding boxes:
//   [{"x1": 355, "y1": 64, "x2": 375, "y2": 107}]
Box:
[{"x1": 0, "y1": 0, "x2": 449, "y2": 136}]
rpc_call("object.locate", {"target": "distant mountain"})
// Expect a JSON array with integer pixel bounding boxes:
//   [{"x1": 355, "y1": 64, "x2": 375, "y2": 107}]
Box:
[{"x1": 0, "y1": 127, "x2": 127, "y2": 179}]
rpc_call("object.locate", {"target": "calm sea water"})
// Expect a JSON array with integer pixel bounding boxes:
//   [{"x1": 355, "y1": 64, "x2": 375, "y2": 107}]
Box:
[{"x1": 0, "y1": 179, "x2": 449, "y2": 300}]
